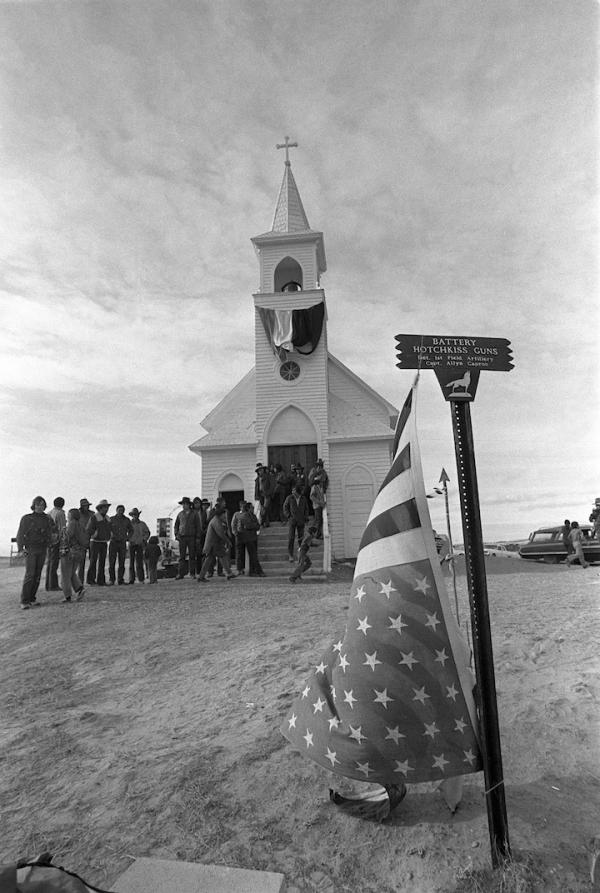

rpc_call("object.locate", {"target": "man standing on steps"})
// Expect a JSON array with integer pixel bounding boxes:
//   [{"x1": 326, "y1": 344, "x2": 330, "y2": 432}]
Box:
[{"x1": 283, "y1": 484, "x2": 310, "y2": 563}]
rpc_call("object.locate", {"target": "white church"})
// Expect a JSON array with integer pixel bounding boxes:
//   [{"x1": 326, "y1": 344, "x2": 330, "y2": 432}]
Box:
[{"x1": 189, "y1": 143, "x2": 398, "y2": 559}]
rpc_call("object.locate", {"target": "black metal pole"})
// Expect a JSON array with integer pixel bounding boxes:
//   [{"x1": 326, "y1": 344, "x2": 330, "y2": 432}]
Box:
[{"x1": 450, "y1": 399, "x2": 511, "y2": 867}]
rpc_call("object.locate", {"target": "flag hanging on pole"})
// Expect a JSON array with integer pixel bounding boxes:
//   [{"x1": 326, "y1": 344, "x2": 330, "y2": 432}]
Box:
[{"x1": 281, "y1": 378, "x2": 482, "y2": 785}]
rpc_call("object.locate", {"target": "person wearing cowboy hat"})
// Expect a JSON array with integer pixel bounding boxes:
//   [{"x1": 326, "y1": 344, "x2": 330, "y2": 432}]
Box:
[
  {"x1": 174, "y1": 497, "x2": 200, "y2": 579},
  {"x1": 87, "y1": 499, "x2": 112, "y2": 586},
  {"x1": 127, "y1": 508, "x2": 150, "y2": 584},
  {"x1": 75, "y1": 498, "x2": 93, "y2": 583}
]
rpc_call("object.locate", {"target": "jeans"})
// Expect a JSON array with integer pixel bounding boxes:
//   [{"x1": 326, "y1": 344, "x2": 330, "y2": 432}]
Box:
[
  {"x1": 178, "y1": 536, "x2": 196, "y2": 576},
  {"x1": 246, "y1": 541, "x2": 263, "y2": 576},
  {"x1": 45, "y1": 543, "x2": 60, "y2": 590},
  {"x1": 108, "y1": 540, "x2": 127, "y2": 583},
  {"x1": 235, "y1": 536, "x2": 247, "y2": 572},
  {"x1": 129, "y1": 542, "x2": 145, "y2": 582},
  {"x1": 290, "y1": 552, "x2": 312, "y2": 580},
  {"x1": 287, "y1": 522, "x2": 305, "y2": 558},
  {"x1": 148, "y1": 560, "x2": 158, "y2": 583},
  {"x1": 60, "y1": 553, "x2": 83, "y2": 599},
  {"x1": 21, "y1": 548, "x2": 46, "y2": 604},
  {"x1": 88, "y1": 541, "x2": 108, "y2": 585}
]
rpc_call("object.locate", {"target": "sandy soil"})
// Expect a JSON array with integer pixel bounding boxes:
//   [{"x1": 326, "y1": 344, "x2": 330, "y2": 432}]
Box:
[{"x1": 1, "y1": 557, "x2": 599, "y2": 892}]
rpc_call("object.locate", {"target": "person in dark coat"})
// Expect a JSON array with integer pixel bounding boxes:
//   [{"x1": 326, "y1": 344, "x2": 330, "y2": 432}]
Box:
[
  {"x1": 144, "y1": 536, "x2": 162, "y2": 584},
  {"x1": 239, "y1": 502, "x2": 266, "y2": 577},
  {"x1": 283, "y1": 484, "x2": 310, "y2": 562},
  {"x1": 289, "y1": 523, "x2": 318, "y2": 582},
  {"x1": 16, "y1": 496, "x2": 55, "y2": 609},
  {"x1": 87, "y1": 499, "x2": 112, "y2": 586},
  {"x1": 174, "y1": 497, "x2": 199, "y2": 579},
  {"x1": 197, "y1": 505, "x2": 235, "y2": 581},
  {"x1": 108, "y1": 504, "x2": 133, "y2": 585},
  {"x1": 45, "y1": 496, "x2": 66, "y2": 591}
]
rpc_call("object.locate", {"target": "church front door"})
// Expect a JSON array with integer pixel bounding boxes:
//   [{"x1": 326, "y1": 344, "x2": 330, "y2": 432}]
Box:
[{"x1": 268, "y1": 443, "x2": 317, "y2": 474}]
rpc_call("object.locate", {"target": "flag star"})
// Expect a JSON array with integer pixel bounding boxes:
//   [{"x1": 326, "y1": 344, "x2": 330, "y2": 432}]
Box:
[
  {"x1": 432, "y1": 753, "x2": 449, "y2": 771},
  {"x1": 313, "y1": 697, "x2": 325, "y2": 714},
  {"x1": 349, "y1": 724, "x2": 367, "y2": 744},
  {"x1": 385, "y1": 725, "x2": 406, "y2": 745},
  {"x1": 434, "y1": 648, "x2": 449, "y2": 666},
  {"x1": 326, "y1": 748, "x2": 340, "y2": 767},
  {"x1": 379, "y1": 580, "x2": 396, "y2": 599},
  {"x1": 329, "y1": 685, "x2": 337, "y2": 701},
  {"x1": 288, "y1": 713, "x2": 297, "y2": 729},
  {"x1": 315, "y1": 661, "x2": 326, "y2": 674},
  {"x1": 412, "y1": 686, "x2": 430, "y2": 705},
  {"x1": 463, "y1": 749, "x2": 477, "y2": 765},
  {"x1": 343, "y1": 690, "x2": 357, "y2": 708},
  {"x1": 363, "y1": 651, "x2": 382, "y2": 671},
  {"x1": 356, "y1": 761, "x2": 372, "y2": 777},
  {"x1": 328, "y1": 716, "x2": 341, "y2": 731},
  {"x1": 454, "y1": 717, "x2": 468, "y2": 733},
  {"x1": 413, "y1": 575, "x2": 431, "y2": 594},
  {"x1": 333, "y1": 640, "x2": 343, "y2": 652},
  {"x1": 373, "y1": 688, "x2": 394, "y2": 709},
  {"x1": 357, "y1": 616, "x2": 372, "y2": 636},
  {"x1": 354, "y1": 585, "x2": 366, "y2": 604},
  {"x1": 389, "y1": 614, "x2": 408, "y2": 635},
  {"x1": 339, "y1": 654, "x2": 350, "y2": 672},
  {"x1": 301, "y1": 686, "x2": 310, "y2": 699},
  {"x1": 423, "y1": 721, "x2": 440, "y2": 739},
  {"x1": 394, "y1": 759, "x2": 414, "y2": 776},
  {"x1": 303, "y1": 729, "x2": 314, "y2": 748},
  {"x1": 399, "y1": 651, "x2": 419, "y2": 671},
  {"x1": 425, "y1": 612, "x2": 441, "y2": 631},
  {"x1": 446, "y1": 684, "x2": 459, "y2": 702}
]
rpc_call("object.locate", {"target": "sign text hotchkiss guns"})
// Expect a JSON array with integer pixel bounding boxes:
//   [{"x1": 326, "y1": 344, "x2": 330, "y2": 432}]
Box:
[{"x1": 395, "y1": 334, "x2": 514, "y2": 372}]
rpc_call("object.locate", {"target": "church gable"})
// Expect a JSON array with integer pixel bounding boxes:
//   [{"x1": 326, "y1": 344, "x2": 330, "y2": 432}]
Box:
[
  {"x1": 189, "y1": 368, "x2": 256, "y2": 451},
  {"x1": 328, "y1": 392, "x2": 395, "y2": 441},
  {"x1": 328, "y1": 354, "x2": 397, "y2": 430}
]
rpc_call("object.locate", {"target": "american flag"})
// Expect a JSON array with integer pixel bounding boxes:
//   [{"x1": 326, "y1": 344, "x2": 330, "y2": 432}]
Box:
[{"x1": 281, "y1": 379, "x2": 482, "y2": 784}]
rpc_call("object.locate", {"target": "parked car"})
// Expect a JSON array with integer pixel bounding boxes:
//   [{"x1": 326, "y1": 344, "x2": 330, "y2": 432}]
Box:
[{"x1": 519, "y1": 525, "x2": 600, "y2": 564}]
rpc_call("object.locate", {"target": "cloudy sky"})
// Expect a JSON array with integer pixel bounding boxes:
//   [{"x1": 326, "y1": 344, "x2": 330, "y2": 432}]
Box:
[{"x1": 1, "y1": 0, "x2": 597, "y2": 550}]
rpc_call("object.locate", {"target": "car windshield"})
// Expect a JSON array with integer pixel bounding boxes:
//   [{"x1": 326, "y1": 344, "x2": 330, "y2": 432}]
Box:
[{"x1": 531, "y1": 532, "x2": 556, "y2": 543}]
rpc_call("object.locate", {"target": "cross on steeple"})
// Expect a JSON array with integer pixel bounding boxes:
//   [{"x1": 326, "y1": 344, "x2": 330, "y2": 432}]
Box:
[{"x1": 276, "y1": 135, "x2": 298, "y2": 166}]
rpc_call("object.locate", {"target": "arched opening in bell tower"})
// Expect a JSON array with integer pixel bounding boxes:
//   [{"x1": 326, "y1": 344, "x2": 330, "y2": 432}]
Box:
[{"x1": 274, "y1": 256, "x2": 303, "y2": 293}]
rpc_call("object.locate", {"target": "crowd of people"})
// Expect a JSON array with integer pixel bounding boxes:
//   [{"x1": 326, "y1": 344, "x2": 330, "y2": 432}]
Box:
[{"x1": 14, "y1": 458, "x2": 330, "y2": 610}]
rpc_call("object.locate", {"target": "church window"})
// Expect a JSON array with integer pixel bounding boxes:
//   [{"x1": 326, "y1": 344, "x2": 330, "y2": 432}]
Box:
[
  {"x1": 279, "y1": 360, "x2": 301, "y2": 381},
  {"x1": 274, "y1": 256, "x2": 303, "y2": 292}
]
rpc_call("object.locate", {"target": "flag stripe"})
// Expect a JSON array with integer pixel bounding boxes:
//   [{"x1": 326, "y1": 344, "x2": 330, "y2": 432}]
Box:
[
  {"x1": 367, "y1": 468, "x2": 415, "y2": 521},
  {"x1": 391, "y1": 387, "x2": 413, "y2": 456},
  {"x1": 359, "y1": 498, "x2": 420, "y2": 550},
  {"x1": 354, "y1": 527, "x2": 429, "y2": 577},
  {"x1": 379, "y1": 443, "x2": 411, "y2": 490}
]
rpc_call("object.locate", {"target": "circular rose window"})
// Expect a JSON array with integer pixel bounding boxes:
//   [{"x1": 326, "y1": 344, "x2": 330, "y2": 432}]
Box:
[{"x1": 279, "y1": 360, "x2": 301, "y2": 382}]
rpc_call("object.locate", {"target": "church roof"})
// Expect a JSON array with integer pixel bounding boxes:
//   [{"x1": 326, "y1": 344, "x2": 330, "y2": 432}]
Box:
[
  {"x1": 271, "y1": 163, "x2": 311, "y2": 233},
  {"x1": 188, "y1": 369, "x2": 257, "y2": 452},
  {"x1": 328, "y1": 393, "x2": 396, "y2": 441}
]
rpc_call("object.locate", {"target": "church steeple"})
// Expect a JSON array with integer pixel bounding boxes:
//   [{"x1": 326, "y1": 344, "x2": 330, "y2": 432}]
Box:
[
  {"x1": 252, "y1": 138, "x2": 326, "y2": 293},
  {"x1": 271, "y1": 162, "x2": 311, "y2": 233}
]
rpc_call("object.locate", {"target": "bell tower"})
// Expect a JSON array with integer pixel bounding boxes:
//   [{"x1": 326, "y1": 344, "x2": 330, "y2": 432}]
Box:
[{"x1": 251, "y1": 138, "x2": 329, "y2": 470}]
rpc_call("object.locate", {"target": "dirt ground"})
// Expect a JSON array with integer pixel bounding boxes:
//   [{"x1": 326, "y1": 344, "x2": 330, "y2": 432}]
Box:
[{"x1": 1, "y1": 556, "x2": 599, "y2": 892}]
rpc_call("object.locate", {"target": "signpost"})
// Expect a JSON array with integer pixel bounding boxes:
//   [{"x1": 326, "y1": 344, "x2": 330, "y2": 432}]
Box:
[{"x1": 395, "y1": 333, "x2": 513, "y2": 868}]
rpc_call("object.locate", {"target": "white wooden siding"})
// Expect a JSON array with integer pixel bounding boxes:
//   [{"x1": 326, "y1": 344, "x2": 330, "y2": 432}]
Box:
[
  {"x1": 327, "y1": 441, "x2": 392, "y2": 560},
  {"x1": 258, "y1": 243, "x2": 318, "y2": 292},
  {"x1": 201, "y1": 447, "x2": 256, "y2": 504},
  {"x1": 328, "y1": 360, "x2": 391, "y2": 427}
]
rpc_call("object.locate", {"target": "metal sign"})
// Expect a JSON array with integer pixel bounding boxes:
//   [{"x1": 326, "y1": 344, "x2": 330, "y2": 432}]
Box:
[
  {"x1": 395, "y1": 334, "x2": 513, "y2": 402},
  {"x1": 395, "y1": 334, "x2": 513, "y2": 372}
]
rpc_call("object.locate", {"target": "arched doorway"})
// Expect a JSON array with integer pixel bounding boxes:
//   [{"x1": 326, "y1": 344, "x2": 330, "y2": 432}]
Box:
[
  {"x1": 342, "y1": 464, "x2": 376, "y2": 558},
  {"x1": 217, "y1": 472, "x2": 245, "y2": 526},
  {"x1": 266, "y1": 405, "x2": 318, "y2": 474}
]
